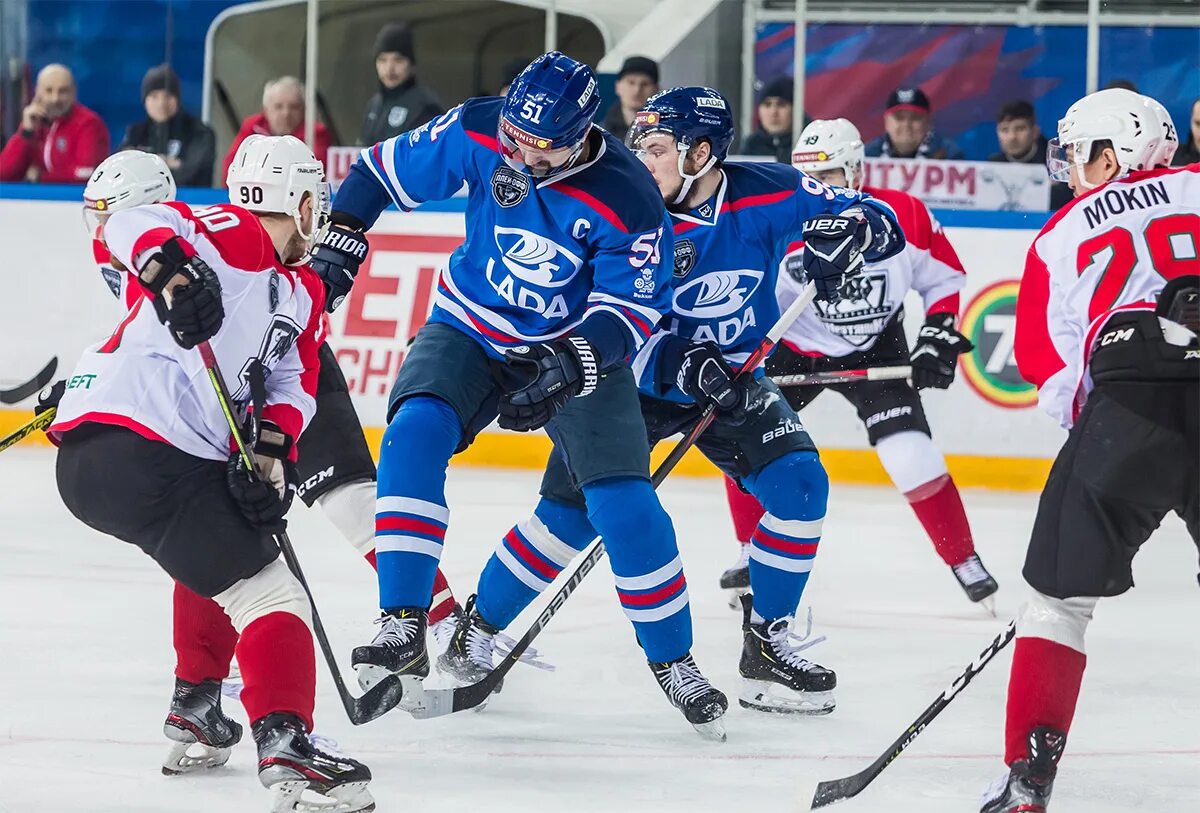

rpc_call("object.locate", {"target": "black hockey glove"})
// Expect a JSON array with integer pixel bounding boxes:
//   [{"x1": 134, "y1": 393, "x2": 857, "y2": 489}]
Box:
[
  {"x1": 309, "y1": 222, "x2": 369, "y2": 313},
  {"x1": 669, "y1": 340, "x2": 756, "y2": 425},
  {"x1": 35, "y1": 379, "x2": 65, "y2": 418},
  {"x1": 498, "y1": 336, "x2": 598, "y2": 432},
  {"x1": 226, "y1": 421, "x2": 298, "y2": 533},
  {"x1": 136, "y1": 236, "x2": 224, "y2": 350},
  {"x1": 792, "y1": 207, "x2": 871, "y2": 303},
  {"x1": 910, "y1": 313, "x2": 973, "y2": 390}
]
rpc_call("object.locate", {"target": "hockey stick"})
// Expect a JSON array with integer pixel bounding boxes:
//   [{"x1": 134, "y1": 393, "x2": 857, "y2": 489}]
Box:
[
  {"x1": 0, "y1": 357, "x2": 58, "y2": 404},
  {"x1": 772, "y1": 365, "x2": 912, "y2": 388},
  {"x1": 195, "y1": 341, "x2": 404, "y2": 725},
  {"x1": 405, "y1": 283, "x2": 818, "y2": 720},
  {"x1": 0, "y1": 407, "x2": 56, "y2": 453},
  {"x1": 809, "y1": 619, "x2": 1017, "y2": 808}
]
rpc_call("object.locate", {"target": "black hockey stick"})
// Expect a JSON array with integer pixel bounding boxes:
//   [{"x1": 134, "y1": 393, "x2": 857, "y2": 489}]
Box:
[
  {"x1": 0, "y1": 407, "x2": 56, "y2": 453},
  {"x1": 772, "y1": 364, "x2": 911, "y2": 388},
  {"x1": 0, "y1": 357, "x2": 57, "y2": 404},
  {"x1": 405, "y1": 283, "x2": 818, "y2": 719},
  {"x1": 196, "y1": 341, "x2": 404, "y2": 725},
  {"x1": 810, "y1": 619, "x2": 1017, "y2": 808}
]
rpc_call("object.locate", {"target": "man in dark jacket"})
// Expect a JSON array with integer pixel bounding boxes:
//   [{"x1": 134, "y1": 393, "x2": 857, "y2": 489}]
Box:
[
  {"x1": 601, "y1": 56, "x2": 659, "y2": 143},
  {"x1": 740, "y1": 77, "x2": 795, "y2": 162},
  {"x1": 358, "y1": 23, "x2": 443, "y2": 146},
  {"x1": 119, "y1": 64, "x2": 215, "y2": 187},
  {"x1": 865, "y1": 87, "x2": 963, "y2": 160},
  {"x1": 987, "y1": 99, "x2": 1071, "y2": 210}
]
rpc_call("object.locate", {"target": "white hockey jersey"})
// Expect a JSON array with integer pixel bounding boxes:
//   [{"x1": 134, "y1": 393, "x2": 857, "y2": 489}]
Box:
[
  {"x1": 776, "y1": 186, "x2": 966, "y2": 356},
  {"x1": 1014, "y1": 164, "x2": 1200, "y2": 428},
  {"x1": 50, "y1": 202, "x2": 326, "y2": 461}
]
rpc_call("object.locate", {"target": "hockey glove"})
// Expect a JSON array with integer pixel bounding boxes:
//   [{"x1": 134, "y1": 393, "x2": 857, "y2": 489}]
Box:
[
  {"x1": 35, "y1": 379, "x2": 65, "y2": 418},
  {"x1": 910, "y1": 313, "x2": 973, "y2": 390},
  {"x1": 793, "y1": 207, "x2": 871, "y2": 303},
  {"x1": 136, "y1": 236, "x2": 224, "y2": 350},
  {"x1": 309, "y1": 222, "x2": 369, "y2": 312},
  {"x1": 226, "y1": 421, "x2": 298, "y2": 533},
  {"x1": 498, "y1": 336, "x2": 598, "y2": 432},
  {"x1": 667, "y1": 339, "x2": 757, "y2": 425}
]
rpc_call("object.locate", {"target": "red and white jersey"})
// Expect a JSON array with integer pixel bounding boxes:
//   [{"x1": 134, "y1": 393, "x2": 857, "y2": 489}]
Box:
[
  {"x1": 50, "y1": 202, "x2": 326, "y2": 461},
  {"x1": 1015, "y1": 164, "x2": 1200, "y2": 428},
  {"x1": 776, "y1": 186, "x2": 966, "y2": 357}
]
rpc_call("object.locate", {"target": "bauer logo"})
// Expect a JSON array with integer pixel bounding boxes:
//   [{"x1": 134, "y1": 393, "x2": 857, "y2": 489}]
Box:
[
  {"x1": 959, "y1": 280, "x2": 1037, "y2": 409},
  {"x1": 672, "y1": 270, "x2": 763, "y2": 319}
]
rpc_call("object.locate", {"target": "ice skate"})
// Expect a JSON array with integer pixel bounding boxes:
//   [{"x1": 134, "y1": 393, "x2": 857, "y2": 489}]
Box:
[
  {"x1": 351, "y1": 608, "x2": 429, "y2": 711},
  {"x1": 952, "y1": 553, "x2": 999, "y2": 614},
  {"x1": 738, "y1": 594, "x2": 836, "y2": 715},
  {"x1": 428, "y1": 601, "x2": 463, "y2": 655},
  {"x1": 719, "y1": 543, "x2": 751, "y2": 609},
  {"x1": 980, "y1": 727, "x2": 1065, "y2": 813},
  {"x1": 436, "y1": 594, "x2": 503, "y2": 690},
  {"x1": 161, "y1": 677, "x2": 242, "y2": 776},
  {"x1": 647, "y1": 653, "x2": 728, "y2": 741},
  {"x1": 254, "y1": 713, "x2": 373, "y2": 813}
]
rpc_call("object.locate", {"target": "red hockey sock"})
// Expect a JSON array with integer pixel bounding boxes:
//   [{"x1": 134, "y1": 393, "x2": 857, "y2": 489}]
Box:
[
  {"x1": 173, "y1": 582, "x2": 237, "y2": 684},
  {"x1": 235, "y1": 611, "x2": 316, "y2": 730},
  {"x1": 904, "y1": 474, "x2": 976, "y2": 566},
  {"x1": 724, "y1": 475, "x2": 766, "y2": 544},
  {"x1": 428, "y1": 568, "x2": 457, "y2": 624},
  {"x1": 364, "y1": 549, "x2": 378, "y2": 570},
  {"x1": 1004, "y1": 636, "x2": 1086, "y2": 765}
]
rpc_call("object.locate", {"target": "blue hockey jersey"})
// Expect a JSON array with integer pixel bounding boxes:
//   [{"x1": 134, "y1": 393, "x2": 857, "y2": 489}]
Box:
[
  {"x1": 332, "y1": 97, "x2": 675, "y2": 367},
  {"x1": 631, "y1": 161, "x2": 903, "y2": 402}
]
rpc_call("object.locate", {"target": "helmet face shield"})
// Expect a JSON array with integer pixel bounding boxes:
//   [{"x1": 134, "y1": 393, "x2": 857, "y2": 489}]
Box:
[{"x1": 1045, "y1": 137, "x2": 1074, "y2": 182}]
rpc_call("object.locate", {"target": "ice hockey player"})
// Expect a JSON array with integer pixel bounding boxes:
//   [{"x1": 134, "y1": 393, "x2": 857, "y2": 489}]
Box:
[
  {"x1": 981, "y1": 89, "x2": 1196, "y2": 813},
  {"x1": 307, "y1": 52, "x2": 731, "y2": 736},
  {"x1": 440, "y1": 87, "x2": 905, "y2": 717},
  {"x1": 719, "y1": 118, "x2": 999, "y2": 610},
  {"x1": 49, "y1": 135, "x2": 374, "y2": 813}
]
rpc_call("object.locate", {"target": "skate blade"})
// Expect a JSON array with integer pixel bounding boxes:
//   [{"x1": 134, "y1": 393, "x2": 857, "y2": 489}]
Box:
[
  {"x1": 739, "y1": 680, "x2": 836, "y2": 716},
  {"x1": 724, "y1": 586, "x2": 750, "y2": 611},
  {"x1": 691, "y1": 717, "x2": 727, "y2": 742},
  {"x1": 977, "y1": 595, "x2": 998, "y2": 617},
  {"x1": 161, "y1": 739, "x2": 232, "y2": 775},
  {"x1": 268, "y1": 779, "x2": 375, "y2": 813}
]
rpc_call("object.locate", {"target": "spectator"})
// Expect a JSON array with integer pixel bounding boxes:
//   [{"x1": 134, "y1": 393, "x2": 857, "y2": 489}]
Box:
[
  {"x1": 987, "y1": 100, "x2": 1071, "y2": 210},
  {"x1": 1172, "y1": 97, "x2": 1200, "y2": 166},
  {"x1": 0, "y1": 63, "x2": 108, "y2": 183},
  {"x1": 740, "y1": 77, "x2": 794, "y2": 162},
  {"x1": 118, "y1": 64, "x2": 215, "y2": 187},
  {"x1": 602, "y1": 56, "x2": 659, "y2": 143},
  {"x1": 221, "y1": 76, "x2": 330, "y2": 181},
  {"x1": 864, "y1": 86, "x2": 964, "y2": 160},
  {"x1": 358, "y1": 23, "x2": 443, "y2": 146},
  {"x1": 498, "y1": 57, "x2": 532, "y2": 97}
]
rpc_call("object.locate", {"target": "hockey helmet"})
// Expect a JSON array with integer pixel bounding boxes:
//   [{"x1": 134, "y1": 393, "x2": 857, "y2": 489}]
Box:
[
  {"x1": 1048, "y1": 88, "x2": 1174, "y2": 187},
  {"x1": 499, "y1": 51, "x2": 600, "y2": 177},
  {"x1": 226, "y1": 134, "x2": 330, "y2": 248},
  {"x1": 625, "y1": 86, "x2": 734, "y2": 204},
  {"x1": 83, "y1": 151, "x2": 176, "y2": 235},
  {"x1": 792, "y1": 119, "x2": 865, "y2": 190}
]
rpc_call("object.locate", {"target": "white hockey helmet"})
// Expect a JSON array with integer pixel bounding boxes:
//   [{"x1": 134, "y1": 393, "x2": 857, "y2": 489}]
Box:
[
  {"x1": 1048, "y1": 88, "x2": 1171, "y2": 187},
  {"x1": 82, "y1": 150, "x2": 176, "y2": 234},
  {"x1": 226, "y1": 134, "x2": 330, "y2": 248},
  {"x1": 1142, "y1": 95, "x2": 1180, "y2": 169},
  {"x1": 791, "y1": 118, "x2": 865, "y2": 190}
]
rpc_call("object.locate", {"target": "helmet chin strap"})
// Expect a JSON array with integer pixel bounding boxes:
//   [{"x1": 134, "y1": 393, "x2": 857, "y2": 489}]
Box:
[{"x1": 672, "y1": 144, "x2": 718, "y2": 206}]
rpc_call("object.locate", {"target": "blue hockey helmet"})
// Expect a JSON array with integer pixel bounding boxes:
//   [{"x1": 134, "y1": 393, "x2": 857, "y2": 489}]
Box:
[
  {"x1": 626, "y1": 86, "x2": 734, "y2": 203},
  {"x1": 499, "y1": 51, "x2": 600, "y2": 177}
]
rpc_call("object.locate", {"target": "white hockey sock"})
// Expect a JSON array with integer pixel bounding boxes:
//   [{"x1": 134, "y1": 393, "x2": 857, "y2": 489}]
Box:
[{"x1": 316, "y1": 478, "x2": 376, "y2": 556}]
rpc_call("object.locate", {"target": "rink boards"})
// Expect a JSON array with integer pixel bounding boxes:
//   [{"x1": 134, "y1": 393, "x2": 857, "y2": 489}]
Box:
[{"x1": 0, "y1": 192, "x2": 1065, "y2": 489}]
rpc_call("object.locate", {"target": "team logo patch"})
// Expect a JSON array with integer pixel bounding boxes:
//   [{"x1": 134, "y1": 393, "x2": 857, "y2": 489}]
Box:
[
  {"x1": 673, "y1": 239, "x2": 696, "y2": 277},
  {"x1": 672, "y1": 270, "x2": 763, "y2": 319},
  {"x1": 491, "y1": 166, "x2": 530, "y2": 208},
  {"x1": 269, "y1": 269, "x2": 280, "y2": 313},
  {"x1": 100, "y1": 266, "x2": 122, "y2": 298},
  {"x1": 959, "y1": 280, "x2": 1038, "y2": 409},
  {"x1": 810, "y1": 267, "x2": 891, "y2": 347},
  {"x1": 231, "y1": 316, "x2": 302, "y2": 403}
]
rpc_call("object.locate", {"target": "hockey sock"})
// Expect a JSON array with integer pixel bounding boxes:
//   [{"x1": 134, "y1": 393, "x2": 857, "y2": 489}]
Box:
[
  {"x1": 1004, "y1": 636, "x2": 1086, "y2": 764},
  {"x1": 429, "y1": 568, "x2": 457, "y2": 624},
  {"x1": 374, "y1": 396, "x2": 461, "y2": 611},
  {"x1": 584, "y1": 477, "x2": 691, "y2": 663},
  {"x1": 475, "y1": 497, "x2": 597, "y2": 629},
  {"x1": 173, "y1": 582, "x2": 238, "y2": 684},
  {"x1": 236, "y1": 611, "x2": 317, "y2": 730},
  {"x1": 317, "y1": 478, "x2": 387, "y2": 572},
  {"x1": 724, "y1": 475, "x2": 766, "y2": 544},
  {"x1": 742, "y1": 451, "x2": 827, "y2": 622}
]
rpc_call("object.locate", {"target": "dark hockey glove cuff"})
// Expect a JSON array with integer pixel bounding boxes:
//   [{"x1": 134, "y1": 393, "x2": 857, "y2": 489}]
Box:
[
  {"x1": 226, "y1": 421, "x2": 297, "y2": 532},
  {"x1": 309, "y1": 222, "x2": 369, "y2": 313},
  {"x1": 498, "y1": 336, "x2": 597, "y2": 432},
  {"x1": 796, "y1": 208, "x2": 871, "y2": 303},
  {"x1": 910, "y1": 313, "x2": 973, "y2": 390}
]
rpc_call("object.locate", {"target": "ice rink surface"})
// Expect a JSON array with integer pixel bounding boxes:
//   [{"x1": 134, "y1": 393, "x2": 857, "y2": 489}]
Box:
[{"x1": 1, "y1": 447, "x2": 1196, "y2": 813}]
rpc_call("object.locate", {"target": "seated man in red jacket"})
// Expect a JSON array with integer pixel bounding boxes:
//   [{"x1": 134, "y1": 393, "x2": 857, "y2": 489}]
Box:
[
  {"x1": 0, "y1": 63, "x2": 109, "y2": 183},
  {"x1": 221, "y1": 76, "x2": 330, "y2": 182}
]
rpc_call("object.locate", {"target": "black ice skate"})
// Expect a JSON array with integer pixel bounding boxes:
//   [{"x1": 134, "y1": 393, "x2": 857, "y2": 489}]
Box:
[
  {"x1": 351, "y1": 608, "x2": 429, "y2": 710},
  {"x1": 162, "y1": 677, "x2": 243, "y2": 776},
  {"x1": 738, "y1": 594, "x2": 836, "y2": 715},
  {"x1": 648, "y1": 653, "x2": 728, "y2": 741},
  {"x1": 980, "y1": 727, "x2": 1065, "y2": 813},
  {"x1": 952, "y1": 553, "x2": 1000, "y2": 613},
  {"x1": 436, "y1": 594, "x2": 504, "y2": 692},
  {"x1": 719, "y1": 544, "x2": 751, "y2": 609},
  {"x1": 253, "y1": 713, "x2": 374, "y2": 813}
]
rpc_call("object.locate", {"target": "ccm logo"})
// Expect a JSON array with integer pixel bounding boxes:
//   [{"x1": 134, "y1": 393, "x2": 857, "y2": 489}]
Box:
[
  {"x1": 1099, "y1": 327, "x2": 1135, "y2": 346},
  {"x1": 296, "y1": 465, "x2": 334, "y2": 497}
]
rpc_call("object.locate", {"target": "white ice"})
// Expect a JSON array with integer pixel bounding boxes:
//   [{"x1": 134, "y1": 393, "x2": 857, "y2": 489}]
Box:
[{"x1": 2, "y1": 447, "x2": 1197, "y2": 813}]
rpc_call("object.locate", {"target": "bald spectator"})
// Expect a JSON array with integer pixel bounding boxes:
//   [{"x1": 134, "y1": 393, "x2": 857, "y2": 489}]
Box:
[
  {"x1": 0, "y1": 64, "x2": 109, "y2": 183},
  {"x1": 865, "y1": 87, "x2": 963, "y2": 160},
  {"x1": 119, "y1": 64, "x2": 215, "y2": 187},
  {"x1": 221, "y1": 76, "x2": 330, "y2": 181},
  {"x1": 358, "y1": 23, "x2": 443, "y2": 146},
  {"x1": 602, "y1": 56, "x2": 659, "y2": 143}
]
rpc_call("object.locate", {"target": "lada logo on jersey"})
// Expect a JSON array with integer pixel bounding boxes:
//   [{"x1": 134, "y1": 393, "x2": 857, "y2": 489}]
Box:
[
  {"x1": 673, "y1": 240, "x2": 697, "y2": 277},
  {"x1": 486, "y1": 227, "x2": 584, "y2": 319},
  {"x1": 491, "y1": 167, "x2": 530, "y2": 208},
  {"x1": 673, "y1": 270, "x2": 763, "y2": 319},
  {"x1": 959, "y1": 280, "x2": 1037, "y2": 409}
]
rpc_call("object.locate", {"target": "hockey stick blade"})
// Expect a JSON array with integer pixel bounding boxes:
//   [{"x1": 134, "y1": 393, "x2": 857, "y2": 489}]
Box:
[
  {"x1": 809, "y1": 620, "x2": 1017, "y2": 808},
  {"x1": 0, "y1": 408, "x2": 56, "y2": 453},
  {"x1": 0, "y1": 357, "x2": 58, "y2": 404}
]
